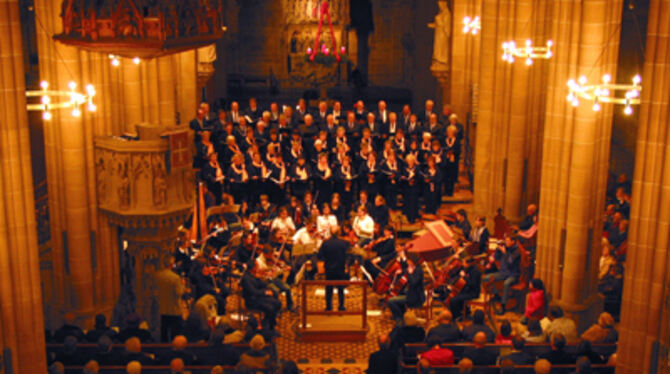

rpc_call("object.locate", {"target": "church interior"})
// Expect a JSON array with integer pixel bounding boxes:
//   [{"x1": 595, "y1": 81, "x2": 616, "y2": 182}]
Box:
[{"x1": 1, "y1": 0, "x2": 669, "y2": 373}]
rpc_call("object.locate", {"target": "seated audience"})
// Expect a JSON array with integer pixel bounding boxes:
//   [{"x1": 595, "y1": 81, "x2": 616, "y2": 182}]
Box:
[
  {"x1": 539, "y1": 333, "x2": 575, "y2": 365},
  {"x1": 48, "y1": 362, "x2": 64, "y2": 374},
  {"x1": 170, "y1": 358, "x2": 185, "y2": 374},
  {"x1": 117, "y1": 313, "x2": 154, "y2": 343},
  {"x1": 458, "y1": 358, "x2": 473, "y2": 374},
  {"x1": 203, "y1": 326, "x2": 240, "y2": 366},
  {"x1": 425, "y1": 309, "x2": 461, "y2": 343},
  {"x1": 499, "y1": 336, "x2": 534, "y2": 365},
  {"x1": 523, "y1": 319, "x2": 546, "y2": 343},
  {"x1": 366, "y1": 334, "x2": 398, "y2": 374},
  {"x1": 126, "y1": 361, "x2": 141, "y2": 374},
  {"x1": 495, "y1": 320, "x2": 514, "y2": 344},
  {"x1": 575, "y1": 355, "x2": 593, "y2": 374},
  {"x1": 83, "y1": 360, "x2": 99, "y2": 374},
  {"x1": 534, "y1": 358, "x2": 551, "y2": 374},
  {"x1": 576, "y1": 340, "x2": 606, "y2": 364},
  {"x1": 86, "y1": 313, "x2": 118, "y2": 343},
  {"x1": 581, "y1": 312, "x2": 618, "y2": 343},
  {"x1": 541, "y1": 306, "x2": 579, "y2": 343},
  {"x1": 54, "y1": 336, "x2": 85, "y2": 366},
  {"x1": 390, "y1": 310, "x2": 426, "y2": 351},
  {"x1": 160, "y1": 335, "x2": 198, "y2": 365},
  {"x1": 121, "y1": 337, "x2": 156, "y2": 365},
  {"x1": 499, "y1": 359, "x2": 516, "y2": 374},
  {"x1": 236, "y1": 334, "x2": 272, "y2": 372},
  {"x1": 95, "y1": 336, "x2": 121, "y2": 366},
  {"x1": 419, "y1": 337, "x2": 455, "y2": 366},
  {"x1": 462, "y1": 332, "x2": 497, "y2": 365},
  {"x1": 52, "y1": 312, "x2": 85, "y2": 343},
  {"x1": 462, "y1": 310, "x2": 495, "y2": 342}
]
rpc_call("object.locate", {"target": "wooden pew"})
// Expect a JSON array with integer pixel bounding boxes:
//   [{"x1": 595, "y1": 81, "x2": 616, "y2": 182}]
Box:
[
  {"x1": 63, "y1": 365, "x2": 272, "y2": 374},
  {"x1": 401, "y1": 363, "x2": 614, "y2": 374},
  {"x1": 402, "y1": 342, "x2": 617, "y2": 365}
]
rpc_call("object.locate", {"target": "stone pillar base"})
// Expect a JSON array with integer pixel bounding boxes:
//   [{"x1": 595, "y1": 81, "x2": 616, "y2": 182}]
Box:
[{"x1": 556, "y1": 293, "x2": 604, "y2": 334}]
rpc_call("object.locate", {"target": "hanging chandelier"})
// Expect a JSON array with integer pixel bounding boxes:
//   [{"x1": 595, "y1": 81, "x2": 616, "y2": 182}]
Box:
[
  {"x1": 567, "y1": 74, "x2": 641, "y2": 115},
  {"x1": 502, "y1": 39, "x2": 553, "y2": 65},
  {"x1": 462, "y1": 16, "x2": 480, "y2": 35},
  {"x1": 26, "y1": 81, "x2": 97, "y2": 121}
]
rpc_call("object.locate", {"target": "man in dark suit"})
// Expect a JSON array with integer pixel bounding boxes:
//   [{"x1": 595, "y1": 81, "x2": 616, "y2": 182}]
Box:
[
  {"x1": 400, "y1": 104, "x2": 412, "y2": 127},
  {"x1": 227, "y1": 101, "x2": 242, "y2": 126},
  {"x1": 375, "y1": 100, "x2": 389, "y2": 129},
  {"x1": 425, "y1": 309, "x2": 462, "y2": 343},
  {"x1": 317, "y1": 225, "x2": 350, "y2": 311},
  {"x1": 462, "y1": 332, "x2": 497, "y2": 365},
  {"x1": 366, "y1": 334, "x2": 398, "y2": 373},
  {"x1": 462, "y1": 310, "x2": 495, "y2": 342},
  {"x1": 245, "y1": 97, "x2": 261, "y2": 123},
  {"x1": 354, "y1": 100, "x2": 368, "y2": 124},
  {"x1": 418, "y1": 99, "x2": 435, "y2": 125},
  {"x1": 241, "y1": 261, "x2": 282, "y2": 330},
  {"x1": 426, "y1": 113, "x2": 443, "y2": 141},
  {"x1": 344, "y1": 111, "x2": 361, "y2": 148},
  {"x1": 189, "y1": 108, "x2": 208, "y2": 134},
  {"x1": 384, "y1": 112, "x2": 402, "y2": 140},
  {"x1": 540, "y1": 334, "x2": 575, "y2": 365},
  {"x1": 406, "y1": 113, "x2": 422, "y2": 140},
  {"x1": 294, "y1": 98, "x2": 309, "y2": 124},
  {"x1": 315, "y1": 100, "x2": 330, "y2": 127}
]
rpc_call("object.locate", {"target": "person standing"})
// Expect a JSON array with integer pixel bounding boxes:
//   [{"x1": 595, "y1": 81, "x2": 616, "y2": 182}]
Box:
[
  {"x1": 155, "y1": 255, "x2": 185, "y2": 342},
  {"x1": 317, "y1": 225, "x2": 350, "y2": 311}
]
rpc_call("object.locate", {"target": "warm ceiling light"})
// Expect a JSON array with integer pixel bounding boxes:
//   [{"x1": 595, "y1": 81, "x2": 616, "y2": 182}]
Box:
[
  {"x1": 502, "y1": 39, "x2": 553, "y2": 64},
  {"x1": 567, "y1": 74, "x2": 642, "y2": 115}
]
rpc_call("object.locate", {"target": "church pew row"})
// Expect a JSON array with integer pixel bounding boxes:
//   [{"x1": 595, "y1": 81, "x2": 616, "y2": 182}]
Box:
[
  {"x1": 400, "y1": 363, "x2": 614, "y2": 374},
  {"x1": 402, "y1": 342, "x2": 617, "y2": 365},
  {"x1": 63, "y1": 366, "x2": 271, "y2": 374}
]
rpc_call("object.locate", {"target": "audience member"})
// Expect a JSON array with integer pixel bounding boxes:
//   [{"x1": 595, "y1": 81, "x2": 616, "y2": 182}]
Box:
[
  {"x1": 462, "y1": 332, "x2": 497, "y2": 365},
  {"x1": 499, "y1": 358, "x2": 516, "y2": 374},
  {"x1": 575, "y1": 355, "x2": 593, "y2": 373},
  {"x1": 83, "y1": 360, "x2": 100, "y2": 374},
  {"x1": 202, "y1": 327, "x2": 240, "y2": 366},
  {"x1": 95, "y1": 335, "x2": 121, "y2": 366},
  {"x1": 236, "y1": 334, "x2": 272, "y2": 372},
  {"x1": 576, "y1": 340, "x2": 606, "y2": 364},
  {"x1": 462, "y1": 310, "x2": 495, "y2": 342},
  {"x1": 118, "y1": 313, "x2": 154, "y2": 343},
  {"x1": 581, "y1": 312, "x2": 618, "y2": 343},
  {"x1": 170, "y1": 357, "x2": 187, "y2": 374},
  {"x1": 160, "y1": 335, "x2": 198, "y2": 365},
  {"x1": 523, "y1": 319, "x2": 546, "y2": 343},
  {"x1": 540, "y1": 333, "x2": 575, "y2": 365},
  {"x1": 390, "y1": 310, "x2": 426, "y2": 351},
  {"x1": 522, "y1": 278, "x2": 546, "y2": 324},
  {"x1": 420, "y1": 337, "x2": 455, "y2": 366},
  {"x1": 495, "y1": 320, "x2": 514, "y2": 344},
  {"x1": 499, "y1": 336, "x2": 534, "y2": 365},
  {"x1": 126, "y1": 361, "x2": 142, "y2": 374},
  {"x1": 54, "y1": 336, "x2": 85, "y2": 366},
  {"x1": 534, "y1": 358, "x2": 551, "y2": 374},
  {"x1": 425, "y1": 309, "x2": 461, "y2": 343},
  {"x1": 86, "y1": 314, "x2": 118, "y2": 343},
  {"x1": 366, "y1": 334, "x2": 398, "y2": 374},
  {"x1": 122, "y1": 337, "x2": 156, "y2": 365},
  {"x1": 458, "y1": 358, "x2": 473, "y2": 374},
  {"x1": 541, "y1": 306, "x2": 579, "y2": 343},
  {"x1": 48, "y1": 362, "x2": 65, "y2": 374},
  {"x1": 156, "y1": 255, "x2": 185, "y2": 342},
  {"x1": 53, "y1": 312, "x2": 85, "y2": 343},
  {"x1": 210, "y1": 366, "x2": 224, "y2": 374}
]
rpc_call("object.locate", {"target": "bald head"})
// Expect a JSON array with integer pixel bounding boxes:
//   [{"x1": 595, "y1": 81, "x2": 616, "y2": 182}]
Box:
[
  {"x1": 458, "y1": 358, "x2": 473, "y2": 373},
  {"x1": 170, "y1": 358, "x2": 185, "y2": 373},
  {"x1": 378, "y1": 333, "x2": 390, "y2": 349},
  {"x1": 473, "y1": 332, "x2": 487, "y2": 347},
  {"x1": 126, "y1": 361, "x2": 141, "y2": 374},
  {"x1": 172, "y1": 335, "x2": 187, "y2": 350},
  {"x1": 534, "y1": 358, "x2": 551, "y2": 374}
]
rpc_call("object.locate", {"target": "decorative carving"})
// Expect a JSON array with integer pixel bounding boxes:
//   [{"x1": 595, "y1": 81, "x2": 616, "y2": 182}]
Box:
[
  {"x1": 132, "y1": 153, "x2": 152, "y2": 180},
  {"x1": 96, "y1": 153, "x2": 108, "y2": 203},
  {"x1": 282, "y1": 0, "x2": 348, "y2": 25},
  {"x1": 152, "y1": 154, "x2": 168, "y2": 208},
  {"x1": 54, "y1": 0, "x2": 226, "y2": 59},
  {"x1": 428, "y1": 0, "x2": 451, "y2": 72}
]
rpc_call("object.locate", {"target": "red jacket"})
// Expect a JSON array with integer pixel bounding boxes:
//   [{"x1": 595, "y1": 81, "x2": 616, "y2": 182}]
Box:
[
  {"x1": 525, "y1": 289, "x2": 545, "y2": 319},
  {"x1": 421, "y1": 347, "x2": 455, "y2": 365}
]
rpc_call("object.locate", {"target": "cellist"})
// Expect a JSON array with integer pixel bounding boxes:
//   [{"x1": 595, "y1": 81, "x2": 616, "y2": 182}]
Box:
[
  {"x1": 448, "y1": 256, "x2": 481, "y2": 320},
  {"x1": 362, "y1": 225, "x2": 396, "y2": 280},
  {"x1": 386, "y1": 251, "x2": 425, "y2": 322}
]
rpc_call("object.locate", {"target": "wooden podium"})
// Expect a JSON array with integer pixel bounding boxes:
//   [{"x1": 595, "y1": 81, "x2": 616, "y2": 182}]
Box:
[{"x1": 297, "y1": 280, "x2": 368, "y2": 342}]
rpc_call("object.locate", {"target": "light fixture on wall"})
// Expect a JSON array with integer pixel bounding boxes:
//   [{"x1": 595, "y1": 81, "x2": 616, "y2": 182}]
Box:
[
  {"x1": 502, "y1": 39, "x2": 553, "y2": 65},
  {"x1": 108, "y1": 54, "x2": 141, "y2": 67},
  {"x1": 462, "y1": 16, "x2": 480, "y2": 35},
  {"x1": 26, "y1": 81, "x2": 97, "y2": 121},
  {"x1": 566, "y1": 74, "x2": 641, "y2": 115}
]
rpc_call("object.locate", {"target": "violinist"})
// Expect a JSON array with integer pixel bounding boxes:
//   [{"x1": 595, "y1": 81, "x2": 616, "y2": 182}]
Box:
[
  {"x1": 206, "y1": 215, "x2": 230, "y2": 254},
  {"x1": 188, "y1": 246, "x2": 229, "y2": 314},
  {"x1": 317, "y1": 203, "x2": 338, "y2": 240},
  {"x1": 241, "y1": 261, "x2": 282, "y2": 331},
  {"x1": 232, "y1": 232, "x2": 258, "y2": 270},
  {"x1": 363, "y1": 225, "x2": 397, "y2": 280},
  {"x1": 387, "y1": 252, "x2": 426, "y2": 321},
  {"x1": 255, "y1": 194, "x2": 276, "y2": 230},
  {"x1": 270, "y1": 207, "x2": 296, "y2": 238},
  {"x1": 448, "y1": 256, "x2": 481, "y2": 320},
  {"x1": 292, "y1": 219, "x2": 321, "y2": 282},
  {"x1": 353, "y1": 205, "x2": 375, "y2": 246},
  {"x1": 256, "y1": 243, "x2": 294, "y2": 312},
  {"x1": 289, "y1": 196, "x2": 304, "y2": 229}
]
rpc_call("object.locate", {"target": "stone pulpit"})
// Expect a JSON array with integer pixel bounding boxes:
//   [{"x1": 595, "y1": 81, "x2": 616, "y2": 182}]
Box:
[{"x1": 95, "y1": 124, "x2": 193, "y2": 329}]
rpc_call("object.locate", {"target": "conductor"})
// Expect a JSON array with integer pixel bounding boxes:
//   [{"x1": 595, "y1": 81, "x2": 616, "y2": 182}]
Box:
[{"x1": 317, "y1": 225, "x2": 351, "y2": 311}]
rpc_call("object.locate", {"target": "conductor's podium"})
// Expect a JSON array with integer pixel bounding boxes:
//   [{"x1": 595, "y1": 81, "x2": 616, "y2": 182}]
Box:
[{"x1": 297, "y1": 280, "x2": 369, "y2": 342}]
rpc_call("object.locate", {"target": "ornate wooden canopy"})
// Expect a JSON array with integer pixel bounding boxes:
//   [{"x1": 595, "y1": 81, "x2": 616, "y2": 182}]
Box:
[{"x1": 54, "y1": 0, "x2": 225, "y2": 59}]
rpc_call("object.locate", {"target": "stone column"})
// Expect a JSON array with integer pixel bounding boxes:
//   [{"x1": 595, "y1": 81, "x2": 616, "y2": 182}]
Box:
[
  {"x1": 535, "y1": 0, "x2": 622, "y2": 331},
  {"x1": 472, "y1": 0, "x2": 550, "y2": 223},
  {"x1": 450, "y1": 0, "x2": 482, "y2": 124},
  {"x1": 617, "y1": 0, "x2": 670, "y2": 371},
  {"x1": 0, "y1": 0, "x2": 47, "y2": 372},
  {"x1": 34, "y1": 0, "x2": 197, "y2": 328}
]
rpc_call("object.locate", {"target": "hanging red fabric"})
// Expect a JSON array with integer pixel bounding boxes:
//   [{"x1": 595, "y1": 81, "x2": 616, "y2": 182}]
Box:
[{"x1": 309, "y1": 1, "x2": 341, "y2": 62}]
